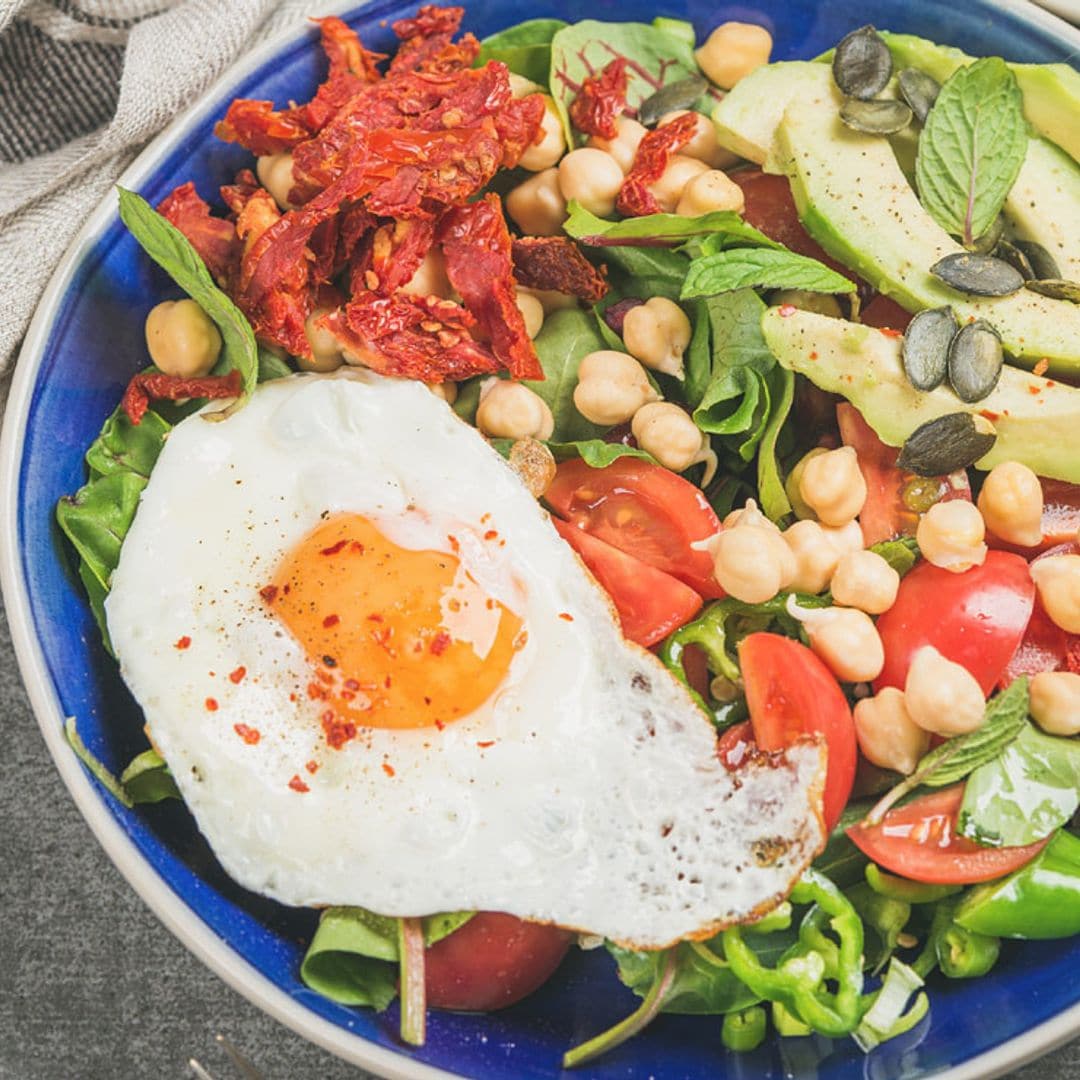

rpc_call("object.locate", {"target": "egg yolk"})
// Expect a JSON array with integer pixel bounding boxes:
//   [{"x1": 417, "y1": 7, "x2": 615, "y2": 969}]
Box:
[{"x1": 267, "y1": 515, "x2": 523, "y2": 735}]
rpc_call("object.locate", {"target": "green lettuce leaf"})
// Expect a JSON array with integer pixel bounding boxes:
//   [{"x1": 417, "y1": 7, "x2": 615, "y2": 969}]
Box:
[
  {"x1": 756, "y1": 366, "x2": 795, "y2": 522},
  {"x1": 547, "y1": 440, "x2": 656, "y2": 467},
  {"x1": 476, "y1": 18, "x2": 567, "y2": 83},
  {"x1": 681, "y1": 248, "x2": 856, "y2": 299},
  {"x1": 120, "y1": 749, "x2": 180, "y2": 804}
]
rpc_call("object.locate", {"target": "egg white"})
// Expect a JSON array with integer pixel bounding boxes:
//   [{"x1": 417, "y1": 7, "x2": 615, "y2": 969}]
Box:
[{"x1": 106, "y1": 371, "x2": 825, "y2": 947}]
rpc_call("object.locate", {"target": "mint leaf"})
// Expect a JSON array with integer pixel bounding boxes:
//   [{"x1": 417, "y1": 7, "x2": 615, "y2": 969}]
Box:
[
  {"x1": 914, "y1": 57, "x2": 1027, "y2": 247},
  {"x1": 681, "y1": 248, "x2": 855, "y2": 299},
  {"x1": 564, "y1": 201, "x2": 780, "y2": 250},
  {"x1": 959, "y1": 724, "x2": 1080, "y2": 847},
  {"x1": 475, "y1": 18, "x2": 567, "y2": 83}
]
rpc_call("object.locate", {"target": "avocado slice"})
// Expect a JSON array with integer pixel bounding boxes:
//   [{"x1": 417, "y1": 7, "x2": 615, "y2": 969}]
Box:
[
  {"x1": 775, "y1": 97, "x2": 1080, "y2": 376},
  {"x1": 762, "y1": 307, "x2": 1080, "y2": 483},
  {"x1": 880, "y1": 32, "x2": 1080, "y2": 164}
]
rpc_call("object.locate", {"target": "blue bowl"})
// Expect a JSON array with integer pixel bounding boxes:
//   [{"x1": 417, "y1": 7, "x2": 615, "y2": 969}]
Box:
[{"x1": 3, "y1": 1, "x2": 1080, "y2": 1076}]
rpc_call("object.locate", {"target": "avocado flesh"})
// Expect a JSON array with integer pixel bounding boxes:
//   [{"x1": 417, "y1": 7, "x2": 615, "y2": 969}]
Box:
[
  {"x1": 1005, "y1": 137, "x2": 1080, "y2": 280},
  {"x1": 775, "y1": 98, "x2": 1080, "y2": 376},
  {"x1": 762, "y1": 307, "x2": 1080, "y2": 483},
  {"x1": 880, "y1": 32, "x2": 1080, "y2": 163}
]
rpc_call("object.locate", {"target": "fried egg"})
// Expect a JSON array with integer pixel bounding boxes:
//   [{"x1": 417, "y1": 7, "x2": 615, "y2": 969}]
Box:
[{"x1": 106, "y1": 372, "x2": 825, "y2": 948}]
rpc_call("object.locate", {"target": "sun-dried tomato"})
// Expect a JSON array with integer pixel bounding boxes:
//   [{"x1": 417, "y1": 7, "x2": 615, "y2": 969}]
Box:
[
  {"x1": 511, "y1": 237, "x2": 608, "y2": 303},
  {"x1": 439, "y1": 195, "x2": 543, "y2": 380},
  {"x1": 122, "y1": 370, "x2": 243, "y2": 426},
  {"x1": 214, "y1": 100, "x2": 311, "y2": 157},
  {"x1": 298, "y1": 17, "x2": 384, "y2": 132},
  {"x1": 366, "y1": 218, "x2": 438, "y2": 295},
  {"x1": 616, "y1": 110, "x2": 698, "y2": 217},
  {"x1": 390, "y1": 5, "x2": 478, "y2": 75},
  {"x1": 157, "y1": 183, "x2": 239, "y2": 287},
  {"x1": 322, "y1": 294, "x2": 501, "y2": 382},
  {"x1": 569, "y1": 58, "x2": 627, "y2": 139},
  {"x1": 494, "y1": 91, "x2": 547, "y2": 169}
]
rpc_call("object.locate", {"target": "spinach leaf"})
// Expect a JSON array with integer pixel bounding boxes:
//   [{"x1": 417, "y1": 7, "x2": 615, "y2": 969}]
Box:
[
  {"x1": 756, "y1": 366, "x2": 795, "y2": 523},
  {"x1": 597, "y1": 244, "x2": 689, "y2": 301},
  {"x1": 547, "y1": 440, "x2": 656, "y2": 467},
  {"x1": 85, "y1": 408, "x2": 171, "y2": 481},
  {"x1": 523, "y1": 308, "x2": 610, "y2": 441},
  {"x1": 117, "y1": 187, "x2": 258, "y2": 402},
  {"x1": 301, "y1": 908, "x2": 474, "y2": 1008},
  {"x1": 257, "y1": 345, "x2": 294, "y2": 382},
  {"x1": 549, "y1": 20, "x2": 703, "y2": 143},
  {"x1": 959, "y1": 724, "x2": 1080, "y2": 847},
  {"x1": 868, "y1": 537, "x2": 920, "y2": 578},
  {"x1": 681, "y1": 248, "x2": 856, "y2": 299},
  {"x1": 476, "y1": 18, "x2": 567, "y2": 83},
  {"x1": 564, "y1": 202, "x2": 779, "y2": 250},
  {"x1": 120, "y1": 749, "x2": 180, "y2": 804},
  {"x1": 915, "y1": 58, "x2": 1028, "y2": 247}
]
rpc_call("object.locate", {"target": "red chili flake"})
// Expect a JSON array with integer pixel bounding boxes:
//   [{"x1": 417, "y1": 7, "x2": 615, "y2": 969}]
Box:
[
  {"x1": 320, "y1": 539, "x2": 350, "y2": 556},
  {"x1": 234, "y1": 723, "x2": 261, "y2": 745},
  {"x1": 1029, "y1": 384, "x2": 1042, "y2": 395},
  {"x1": 321, "y1": 709, "x2": 358, "y2": 749},
  {"x1": 559, "y1": 612, "x2": 574, "y2": 622},
  {"x1": 569, "y1": 58, "x2": 627, "y2": 139},
  {"x1": 260, "y1": 585, "x2": 279, "y2": 603},
  {"x1": 808, "y1": 351, "x2": 819, "y2": 361},
  {"x1": 344, "y1": 678, "x2": 361, "y2": 690},
  {"x1": 430, "y1": 630, "x2": 452, "y2": 655},
  {"x1": 1046, "y1": 380, "x2": 1056, "y2": 388},
  {"x1": 289, "y1": 775, "x2": 310, "y2": 793},
  {"x1": 174, "y1": 636, "x2": 192, "y2": 650},
  {"x1": 371, "y1": 627, "x2": 396, "y2": 655},
  {"x1": 879, "y1": 327, "x2": 904, "y2": 338},
  {"x1": 307, "y1": 681, "x2": 329, "y2": 701},
  {"x1": 1033, "y1": 358, "x2": 1050, "y2": 376},
  {"x1": 351, "y1": 541, "x2": 365, "y2": 553},
  {"x1": 384, "y1": 675, "x2": 393, "y2": 688},
  {"x1": 979, "y1": 409, "x2": 1001, "y2": 422},
  {"x1": 323, "y1": 614, "x2": 340, "y2": 628},
  {"x1": 382, "y1": 762, "x2": 396, "y2": 778},
  {"x1": 229, "y1": 666, "x2": 247, "y2": 684},
  {"x1": 778, "y1": 304, "x2": 797, "y2": 318},
  {"x1": 122, "y1": 369, "x2": 242, "y2": 427},
  {"x1": 305, "y1": 759, "x2": 320, "y2": 774},
  {"x1": 205, "y1": 697, "x2": 219, "y2": 712},
  {"x1": 616, "y1": 111, "x2": 698, "y2": 217},
  {"x1": 367, "y1": 613, "x2": 384, "y2": 622},
  {"x1": 476, "y1": 740, "x2": 495, "y2": 749},
  {"x1": 447, "y1": 535, "x2": 460, "y2": 553},
  {"x1": 289, "y1": 692, "x2": 298, "y2": 702},
  {"x1": 484, "y1": 529, "x2": 498, "y2": 540},
  {"x1": 434, "y1": 718, "x2": 445, "y2": 730}
]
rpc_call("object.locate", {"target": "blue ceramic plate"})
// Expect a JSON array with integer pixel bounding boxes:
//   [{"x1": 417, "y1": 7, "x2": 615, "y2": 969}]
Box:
[{"x1": 3, "y1": 1, "x2": 1080, "y2": 1076}]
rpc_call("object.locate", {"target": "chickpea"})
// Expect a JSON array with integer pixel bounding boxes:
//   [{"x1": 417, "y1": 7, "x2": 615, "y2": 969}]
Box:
[
  {"x1": 712, "y1": 524, "x2": 796, "y2": 603},
  {"x1": 430, "y1": 381, "x2": 458, "y2": 405},
  {"x1": 853, "y1": 688, "x2": 930, "y2": 776},
  {"x1": 144, "y1": 299, "x2": 222, "y2": 378},
  {"x1": 505, "y1": 168, "x2": 567, "y2": 237},
  {"x1": 1029, "y1": 671, "x2": 1080, "y2": 736},
  {"x1": 400, "y1": 249, "x2": 453, "y2": 299},
  {"x1": 904, "y1": 646, "x2": 986, "y2": 736},
  {"x1": 799, "y1": 446, "x2": 867, "y2": 527},
  {"x1": 1029, "y1": 554, "x2": 1080, "y2": 634},
  {"x1": 621, "y1": 297, "x2": 692, "y2": 378},
  {"x1": 658, "y1": 110, "x2": 739, "y2": 170},
  {"x1": 786, "y1": 598, "x2": 884, "y2": 682},
  {"x1": 978, "y1": 461, "x2": 1043, "y2": 548},
  {"x1": 821, "y1": 519, "x2": 866, "y2": 557},
  {"x1": 557, "y1": 148, "x2": 624, "y2": 218},
  {"x1": 256, "y1": 152, "x2": 296, "y2": 211},
  {"x1": 587, "y1": 116, "x2": 648, "y2": 174},
  {"x1": 916, "y1": 500, "x2": 988, "y2": 573},
  {"x1": 695, "y1": 22, "x2": 774, "y2": 90},
  {"x1": 508, "y1": 73, "x2": 542, "y2": 97},
  {"x1": 676, "y1": 169, "x2": 746, "y2": 217},
  {"x1": 475, "y1": 379, "x2": 554, "y2": 441},
  {"x1": 631, "y1": 403, "x2": 717, "y2": 484},
  {"x1": 646, "y1": 154, "x2": 709, "y2": 214},
  {"x1": 299, "y1": 307, "x2": 344, "y2": 372},
  {"x1": 519, "y1": 95, "x2": 567, "y2": 172},
  {"x1": 785, "y1": 447, "x2": 828, "y2": 520},
  {"x1": 724, "y1": 498, "x2": 780, "y2": 533},
  {"x1": 782, "y1": 520, "x2": 845, "y2": 594},
  {"x1": 517, "y1": 285, "x2": 576, "y2": 315},
  {"x1": 771, "y1": 290, "x2": 844, "y2": 319},
  {"x1": 573, "y1": 350, "x2": 659, "y2": 426},
  {"x1": 515, "y1": 290, "x2": 545, "y2": 339},
  {"x1": 831, "y1": 550, "x2": 900, "y2": 614}
]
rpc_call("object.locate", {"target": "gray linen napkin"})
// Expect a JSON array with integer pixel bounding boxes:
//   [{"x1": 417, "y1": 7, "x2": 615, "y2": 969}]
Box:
[{"x1": 0, "y1": 0, "x2": 322, "y2": 374}]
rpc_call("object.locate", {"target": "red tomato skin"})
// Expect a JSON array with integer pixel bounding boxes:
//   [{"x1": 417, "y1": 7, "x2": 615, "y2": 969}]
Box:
[
  {"x1": 545, "y1": 458, "x2": 723, "y2": 598},
  {"x1": 836, "y1": 403, "x2": 971, "y2": 547},
  {"x1": 424, "y1": 913, "x2": 573, "y2": 1011},
  {"x1": 738, "y1": 633, "x2": 856, "y2": 832},
  {"x1": 847, "y1": 786, "x2": 1049, "y2": 885},
  {"x1": 552, "y1": 518, "x2": 702, "y2": 647},
  {"x1": 875, "y1": 551, "x2": 1036, "y2": 696},
  {"x1": 987, "y1": 479, "x2": 1080, "y2": 555},
  {"x1": 859, "y1": 295, "x2": 914, "y2": 332},
  {"x1": 716, "y1": 720, "x2": 756, "y2": 770}
]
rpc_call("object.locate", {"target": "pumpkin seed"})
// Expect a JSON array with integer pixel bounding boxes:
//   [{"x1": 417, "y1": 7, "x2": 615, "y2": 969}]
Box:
[
  {"x1": 1025, "y1": 278, "x2": 1080, "y2": 303},
  {"x1": 839, "y1": 98, "x2": 913, "y2": 135},
  {"x1": 965, "y1": 215, "x2": 1005, "y2": 255},
  {"x1": 930, "y1": 253, "x2": 1024, "y2": 297},
  {"x1": 896, "y1": 413, "x2": 997, "y2": 476},
  {"x1": 833, "y1": 25, "x2": 892, "y2": 100},
  {"x1": 1015, "y1": 240, "x2": 1062, "y2": 281},
  {"x1": 948, "y1": 319, "x2": 1004, "y2": 403},
  {"x1": 638, "y1": 75, "x2": 709, "y2": 127},
  {"x1": 902, "y1": 306, "x2": 956, "y2": 390},
  {"x1": 898, "y1": 67, "x2": 940, "y2": 124},
  {"x1": 994, "y1": 239, "x2": 1036, "y2": 281}
]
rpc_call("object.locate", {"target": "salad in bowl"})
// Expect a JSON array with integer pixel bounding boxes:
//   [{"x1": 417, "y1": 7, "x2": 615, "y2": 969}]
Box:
[{"x1": 15, "y1": 0, "x2": 1080, "y2": 1074}]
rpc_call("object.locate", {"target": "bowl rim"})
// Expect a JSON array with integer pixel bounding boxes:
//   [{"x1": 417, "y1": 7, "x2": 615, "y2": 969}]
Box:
[{"x1": 3, "y1": 1, "x2": 1080, "y2": 1077}]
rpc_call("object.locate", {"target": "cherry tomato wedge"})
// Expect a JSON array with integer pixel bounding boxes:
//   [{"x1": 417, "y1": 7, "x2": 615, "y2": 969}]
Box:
[
  {"x1": 847, "y1": 786, "x2": 1049, "y2": 885},
  {"x1": 717, "y1": 720, "x2": 755, "y2": 771},
  {"x1": 836, "y1": 403, "x2": 971, "y2": 547},
  {"x1": 425, "y1": 913, "x2": 573, "y2": 1011},
  {"x1": 987, "y1": 479, "x2": 1080, "y2": 555},
  {"x1": 738, "y1": 632, "x2": 856, "y2": 832},
  {"x1": 875, "y1": 551, "x2": 1035, "y2": 696},
  {"x1": 545, "y1": 458, "x2": 723, "y2": 598},
  {"x1": 552, "y1": 518, "x2": 702, "y2": 647},
  {"x1": 859, "y1": 295, "x2": 913, "y2": 332}
]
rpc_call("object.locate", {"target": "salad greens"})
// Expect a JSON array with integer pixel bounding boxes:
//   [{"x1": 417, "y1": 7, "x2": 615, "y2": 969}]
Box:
[
  {"x1": 681, "y1": 247, "x2": 855, "y2": 299},
  {"x1": 475, "y1": 18, "x2": 567, "y2": 83}
]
